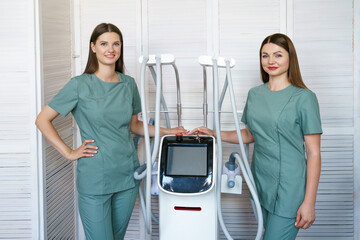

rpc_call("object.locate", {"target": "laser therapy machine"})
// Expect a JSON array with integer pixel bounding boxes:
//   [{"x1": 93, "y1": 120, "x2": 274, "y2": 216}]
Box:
[{"x1": 134, "y1": 54, "x2": 263, "y2": 240}]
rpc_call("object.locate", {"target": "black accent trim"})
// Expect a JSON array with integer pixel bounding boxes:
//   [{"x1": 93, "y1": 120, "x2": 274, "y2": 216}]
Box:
[{"x1": 159, "y1": 136, "x2": 214, "y2": 194}]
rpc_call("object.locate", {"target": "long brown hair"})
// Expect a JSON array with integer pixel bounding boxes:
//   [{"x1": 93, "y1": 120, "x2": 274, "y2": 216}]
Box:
[
  {"x1": 259, "y1": 33, "x2": 307, "y2": 89},
  {"x1": 83, "y1": 23, "x2": 124, "y2": 74}
]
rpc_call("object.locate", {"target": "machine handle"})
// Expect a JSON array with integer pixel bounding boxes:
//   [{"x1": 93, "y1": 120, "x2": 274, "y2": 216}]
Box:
[
  {"x1": 134, "y1": 164, "x2": 147, "y2": 176},
  {"x1": 198, "y1": 55, "x2": 235, "y2": 68},
  {"x1": 139, "y1": 54, "x2": 175, "y2": 65},
  {"x1": 135, "y1": 164, "x2": 147, "y2": 174},
  {"x1": 224, "y1": 154, "x2": 240, "y2": 188}
]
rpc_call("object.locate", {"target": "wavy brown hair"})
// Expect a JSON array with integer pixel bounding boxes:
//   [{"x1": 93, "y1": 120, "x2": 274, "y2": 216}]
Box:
[
  {"x1": 83, "y1": 23, "x2": 124, "y2": 74},
  {"x1": 259, "y1": 33, "x2": 307, "y2": 89}
]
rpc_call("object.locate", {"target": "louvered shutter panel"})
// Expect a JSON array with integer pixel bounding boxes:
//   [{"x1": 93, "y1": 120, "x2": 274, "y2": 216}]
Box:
[
  {"x1": 147, "y1": 0, "x2": 208, "y2": 130},
  {"x1": 41, "y1": 0, "x2": 76, "y2": 239}
]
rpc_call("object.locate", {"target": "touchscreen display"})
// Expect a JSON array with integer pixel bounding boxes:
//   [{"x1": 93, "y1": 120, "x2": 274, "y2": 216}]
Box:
[{"x1": 166, "y1": 145, "x2": 207, "y2": 176}]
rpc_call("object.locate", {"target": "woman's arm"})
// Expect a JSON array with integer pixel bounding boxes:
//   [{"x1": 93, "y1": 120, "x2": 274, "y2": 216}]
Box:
[
  {"x1": 35, "y1": 105, "x2": 98, "y2": 161},
  {"x1": 295, "y1": 133, "x2": 321, "y2": 229},
  {"x1": 129, "y1": 114, "x2": 187, "y2": 137},
  {"x1": 187, "y1": 126, "x2": 254, "y2": 144}
]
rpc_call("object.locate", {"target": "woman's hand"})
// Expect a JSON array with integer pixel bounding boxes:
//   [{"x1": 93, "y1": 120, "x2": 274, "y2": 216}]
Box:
[
  {"x1": 187, "y1": 126, "x2": 216, "y2": 137},
  {"x1": 163, "y1": 126, "x2": 187, "y2": 136},
  {"x1": 130, "y1": 115, "x2": 188, "y2": 137},
  {"x1": 295, "y1": 201, "x2": 316, "y2": 229},
  {"x1": 66, "y1": 139, "x2": 98, "y2": 161}
]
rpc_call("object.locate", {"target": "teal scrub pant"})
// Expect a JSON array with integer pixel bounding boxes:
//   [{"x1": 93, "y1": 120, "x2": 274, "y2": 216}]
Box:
[
  {"x1": 262, "y1": 208, "x2": 299, "y2": 240},
  {"x1": 78, "y1": 185, "x2": 139, "y2": 240}
]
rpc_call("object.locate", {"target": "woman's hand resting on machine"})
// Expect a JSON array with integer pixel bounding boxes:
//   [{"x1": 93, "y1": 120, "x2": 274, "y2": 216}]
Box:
[
  {"x1": 187, "y1": 126, "x2": 216, "y2": 138},
  {"x1": 187, "y1": 126, "x2": 254, "y2": 145},
  {"x1": 161, "y1": 126, "x2": 188, "y2": 136}
]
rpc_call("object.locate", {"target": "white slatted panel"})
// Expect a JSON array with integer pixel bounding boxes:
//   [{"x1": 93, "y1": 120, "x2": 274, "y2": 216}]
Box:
[
  {"x1": 293, "y1": 1, "x2": 354, "y2": 239},
  {"x1": 78, "y1": 1, "x2": 141, "y2": 239},
  {"x1": 41, "y1": 0, "x2": 76, "y2": 239},
  {"x1": 294, "y1": 0, "x2": 353, "y2": 128},
  {"x1": 79, "y1": 0, "x2": 138, "y2": 76},
  {"x1": 147, "y1": 0, "x2": 208, "y2": 129},
  {"x1": 219, "y1": 0, "x2": 281, "y2": 117},
  {"x1": 0, "y1": 0, "x2": 36, "y2": 239}
]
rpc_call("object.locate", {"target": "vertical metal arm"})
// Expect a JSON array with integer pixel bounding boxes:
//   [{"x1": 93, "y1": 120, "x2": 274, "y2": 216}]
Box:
[
  {"x1": 139, "y1": 57, "x2": 152, "y2": 236},
  {"x1": 144, "y1": 56, "x2": 163, "y2": 239},
  {"x1": 203, "y1": 66, "x2": 208, "y2": 127},
  {"x1": 151, "y1": 56, "x2": 162, "y2": 166},
  {"x1": 212, "y1": 58, "x2": 233, "y2": 240},
  {"x1": 172, "y1": 63, "x2": 182, "y2": 127},
  {"x1": 213, "y1": 75, "x2": 229, "y2": 129},
  {"x1": 148, "y1": 66, "x2": 171, "y2": 128}
]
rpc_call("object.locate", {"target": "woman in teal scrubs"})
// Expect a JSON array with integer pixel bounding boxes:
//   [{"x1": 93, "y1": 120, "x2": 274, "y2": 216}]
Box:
[
  {"x1": 189, "y1": 33, "x2": 322, "y2": 240},
  {"x1": 36, "y1": 23, "x2": 187, "y2": 240}
]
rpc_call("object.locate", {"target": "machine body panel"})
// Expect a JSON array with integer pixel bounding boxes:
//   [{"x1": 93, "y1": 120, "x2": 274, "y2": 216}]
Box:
[{"x1": 158, "y1": 135, "x2": 218, "y2": 240}]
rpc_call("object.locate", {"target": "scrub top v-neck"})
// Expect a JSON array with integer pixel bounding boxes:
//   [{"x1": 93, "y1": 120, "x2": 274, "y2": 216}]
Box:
[
  {"x1": 48, "y1": 72, "x2": 142, "y2": 195},
  {"x1": 241, "y1": 83, "x2": 322, "y2": 218}
]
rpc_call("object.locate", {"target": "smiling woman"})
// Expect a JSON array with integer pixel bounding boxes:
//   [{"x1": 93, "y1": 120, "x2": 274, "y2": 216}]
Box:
[
  {"x1": 90, "y1": 32, "x2": 122, "y2": 79},
  {"x1": 189, "y1": 33, "x2": 322, "y2": 240},
  {"x1": 260, "y1": 43, "x2": 290, "y2": 90},
  {"x1": 34, "y1": 23, "x2": 187, "y2": 240},
  {"x1": 259, "y1": 34, "x2": 307, "y2": 90},
  {"x1": 84, "y1": 23, "x2": 125, "y2": 77}
]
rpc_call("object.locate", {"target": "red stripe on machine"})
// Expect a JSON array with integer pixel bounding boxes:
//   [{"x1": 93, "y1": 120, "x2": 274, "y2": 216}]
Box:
[{"x1": 174, "y1": 206, "x2": 202, "y2": 211}]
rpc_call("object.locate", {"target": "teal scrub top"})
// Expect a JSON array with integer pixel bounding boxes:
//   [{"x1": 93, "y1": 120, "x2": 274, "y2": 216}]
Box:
[
  {"x1": 241, "y1": 83, "x2": 322, "y2": 218},
  {"x1": 48, "y1": 72, "x2": 142, "y2": 195}
]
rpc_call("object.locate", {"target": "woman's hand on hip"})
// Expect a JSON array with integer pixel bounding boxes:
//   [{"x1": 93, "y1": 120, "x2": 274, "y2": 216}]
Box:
[
  {"x1": 66, "y1": 139, "x2": 98, "y2": 161},
  {"x1": 295, "y1": 201, "x2": 316, "y2": 229}
]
